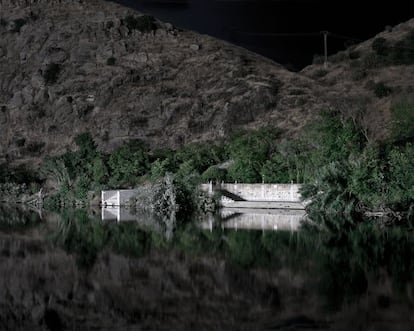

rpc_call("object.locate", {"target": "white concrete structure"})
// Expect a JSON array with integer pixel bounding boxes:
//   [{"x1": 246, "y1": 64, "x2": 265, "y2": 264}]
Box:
[
  {"x1": 101, "y1": 189, "x2": 139, "y2": 206},
  {"x1": 200, "y1": 182, "x2": 305, "y2": 209}
]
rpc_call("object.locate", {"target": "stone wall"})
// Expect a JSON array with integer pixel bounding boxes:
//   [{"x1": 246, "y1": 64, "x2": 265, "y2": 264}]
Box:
[{"x1": 200, "y1": 183, "x2": 302, "y2": 202}]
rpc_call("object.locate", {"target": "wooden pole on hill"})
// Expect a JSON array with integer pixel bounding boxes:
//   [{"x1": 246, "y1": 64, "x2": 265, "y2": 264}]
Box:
[{"x1": 321, "y1": 31, "x2": 329, "y2": 68}]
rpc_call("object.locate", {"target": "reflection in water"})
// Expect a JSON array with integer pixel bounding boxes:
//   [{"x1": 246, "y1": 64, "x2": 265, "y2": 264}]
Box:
[
  {"x1": 218, "y1": 208, "x2": 305, "y2": 231},
  {"x1": 1, "y1": 206, "x2": 414, "y2": 330},
  {"x1": 104, "y1": 206, "x2": 306, "y2": 232}
]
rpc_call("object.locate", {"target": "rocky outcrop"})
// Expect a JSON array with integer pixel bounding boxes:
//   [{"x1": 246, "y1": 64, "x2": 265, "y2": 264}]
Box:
[
  {"x1": 0, "y1": 0, "x2": 325, "y2": 166},
  {"x1": 0, "y1": 0, "x2": 413, "y2": 167}
]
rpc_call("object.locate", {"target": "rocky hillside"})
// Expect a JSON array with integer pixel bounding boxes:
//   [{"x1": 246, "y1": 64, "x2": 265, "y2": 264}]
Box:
[
  {"x1": 0, "y1": 0, "x2": 413, "y2": 167},
  {"x1": 302, "y1": 19, "x2": 414, "y2": 142}
]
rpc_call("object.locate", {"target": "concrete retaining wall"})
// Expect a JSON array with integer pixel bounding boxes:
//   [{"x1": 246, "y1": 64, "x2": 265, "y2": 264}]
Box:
[
  {"x1": 200, "y1": 183, "x2": 302, "y2": 201},
  {"x1": 221, "y1": 183, "x2": 302, "y2": 201},
  {"x1": 101, "y1": 189, "x2": 139, "y2": 206}
]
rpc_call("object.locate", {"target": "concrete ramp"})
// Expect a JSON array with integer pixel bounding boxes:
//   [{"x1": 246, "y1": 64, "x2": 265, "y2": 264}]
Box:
[{"x1": 200, "y1": 183, "x2": 305, "y2": 209}]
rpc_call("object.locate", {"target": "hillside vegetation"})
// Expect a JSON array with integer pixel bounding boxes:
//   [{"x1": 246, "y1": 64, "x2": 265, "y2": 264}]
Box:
[
  {"x1": 1, "y1": 0, "x2": 412, "y2": 167},
  {"x1": 0, "y1": 1, "x2": 413, "y2": 219}
]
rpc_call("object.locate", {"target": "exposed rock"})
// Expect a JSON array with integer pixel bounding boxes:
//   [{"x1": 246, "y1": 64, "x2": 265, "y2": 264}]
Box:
[
  {"x1": 189, "y1": 43, "x2": 200, "y2": 51},
  {"x1": 0, "y1": 0, "x2": 413, "y2": 168},
  {"x1": 0, "y1": 0, "x2": 325, "y2": 167}
]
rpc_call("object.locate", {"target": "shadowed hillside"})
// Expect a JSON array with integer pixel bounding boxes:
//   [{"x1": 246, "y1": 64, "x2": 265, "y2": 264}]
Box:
[{"x1": 0, "y1": 0, "x2": 413, "y2": 167}]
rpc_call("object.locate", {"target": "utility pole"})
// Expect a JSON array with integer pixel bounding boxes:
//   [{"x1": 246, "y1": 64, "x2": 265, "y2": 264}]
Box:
[{"x1": 321, "y1": 30, "x2": 329, "y2": 68}]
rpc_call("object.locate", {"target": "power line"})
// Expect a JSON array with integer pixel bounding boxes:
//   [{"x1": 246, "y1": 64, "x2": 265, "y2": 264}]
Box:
[{"x1": 237, "y1": 31, "x2": 321, "y2": 37}]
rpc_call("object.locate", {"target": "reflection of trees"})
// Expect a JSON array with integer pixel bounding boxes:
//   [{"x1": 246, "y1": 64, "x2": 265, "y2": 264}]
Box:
[
  {"x1": 174, "y1": 217, "x2": 414, "y2": 311},
  {"x1": 306, "y1": 215, "x2": 414, "y2": 310},
  {"x1": 0, "y1": 204, "x2": 41, "y2": 232},
  {"x1": 51, "y1": 209, "x2": 152, "y2": 267},
  {"x1": 3, "y1": 206, "x2": 413, "y2": 313}
]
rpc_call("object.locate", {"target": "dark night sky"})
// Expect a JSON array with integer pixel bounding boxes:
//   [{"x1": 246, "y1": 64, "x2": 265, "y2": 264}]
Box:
[{"x1": 112, "y1": 0, "x2": 413, "y2": 70}]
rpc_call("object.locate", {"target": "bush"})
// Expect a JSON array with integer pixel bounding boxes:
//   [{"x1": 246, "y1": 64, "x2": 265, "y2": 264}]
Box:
[
  {"x1": 351, "y1": 68, "x2": 367, "y2": 81},
  {"x1": 261, "y1": 155, "x2": 291, "y2": 183},
  {"x1": 313, "y1": 69, "x2": 328, "y2": 78},
  {"x1": 74, "y1": 132, "x2": 97, "y2": 160},
  {"x1": 227, "y1": 127, "x2": 280, "y2": 183},
  {"x1": 201, "y1": 166, "x2": 227, "y2": 183},
  {"x1": 349, "y1": 50, "x2": 361, "y2": 60},
  {"x1": 150, "y1": 159, "x2": 171, "y2": 181},
  {"x1": 390, "y1": 100, "x2": 414, "y2": 141},
  {"x1": 364, "y1": 31, "x2": 414, "y2": 67},
  {"x1": 43, "y1": 63, "x2": 61, "y2": 85},
  {"x1": 387, "y1": 144, "x2": 414, "y2": 209},
  {"x1": 329, "y1": 51, "x2": 348, "y2": 63},
  {"x1": 389, "y1": 31, "x2": 414, "y2": 65},
  {"x1": 361, "y1": 53, "x2": 382, "y2": 69},
  {"x1": 105, "y1": 20, "x2": 114, "y2": 30},
  {"x1": 26, "y1": 142, "x2": 45, "y2": 156},
  {"x1": 312, "y1": 54, "x2": 324, "y2": 65},
  {"x1": 122, "y1": 15, "x2": 156, "y2": 33},
  {"x1": 11, "y1": 18, "x2": 27, "y2": 32},
  {"x1": 372, "y1": 37, "x2": 389, "y2": 56},
  {"x1": 108, "y1": 140, "x2": 149, "y2": 186},
  {"x1": 373, "y1": 82, "x2": 392, "y2": 98},
  {"x1": 106, "y1": 57, "x2": 116, "y2": 65}
]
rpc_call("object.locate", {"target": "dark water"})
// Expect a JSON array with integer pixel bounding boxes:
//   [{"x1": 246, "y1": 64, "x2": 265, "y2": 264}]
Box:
[
  {"x1": 113, "y1": 0, "x2": 414, "y2": 69},
  {"x1": 1, "y1": 204, "x2": 414, "y2": 330}
]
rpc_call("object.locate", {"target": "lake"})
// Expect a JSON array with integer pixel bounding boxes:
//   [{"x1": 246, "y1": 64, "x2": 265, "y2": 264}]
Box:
[{"x1": 1, "y1": 204, "x2": 414, "y2": 330}]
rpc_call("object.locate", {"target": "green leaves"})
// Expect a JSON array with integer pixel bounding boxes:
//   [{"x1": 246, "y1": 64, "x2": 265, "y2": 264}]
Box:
[
  {"x1": 390, "y1": 100, "x2": 414, "y2": 142},
  {"x1": 108, "y1": 141, "x2": 149, "y2": 186}
]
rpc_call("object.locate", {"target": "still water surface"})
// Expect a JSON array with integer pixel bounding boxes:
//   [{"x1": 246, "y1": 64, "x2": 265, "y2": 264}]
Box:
[{"x1": 1, "y1": 204, "x2": 413, "y2": 330}]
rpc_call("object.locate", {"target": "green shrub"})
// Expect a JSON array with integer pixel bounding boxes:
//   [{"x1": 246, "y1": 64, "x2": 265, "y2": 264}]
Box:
[
  {"x1": 108, "y1": 140, "x2": 149, "y2": 186},
  {"x1": 312, "y1": 54, "x2": 324, "y2": 65},
  {"x1": 372, "y1": 37, "x2": 389, "y2": 56},
  {"x1": 201, "y1": 166, "x2": 227, "y2": 183},
  {"x1": 261, "y1": 155, "x2": 291, "y2": 183},
  {"x1": 387, "y1": 144, "x2": 414, "y2": 209},
  {"x1": 351, "y1": 68, "x2": 367, "y2": 81},
  {"x1": 105, "y1": 20, "x2": 114, "y2": 29},
  {"x1": 11, "y1": 18, "x2": 27, "y2": 32},
  {"x1": 90, "y1": 156, "x2": 108, "y2": 185},
  {"x1": 123, "y1": 15, "x2": 156, "y2": 33},
  {"x1": 43, "y1": 63, "x2": 61, "y2": 85},
  {"x1": 389, "y1": 31, "x2": 414, "y2": 65},
  {"x1": 349, "y1": 50, "x2": 361, "y2": 60},
  {"x1": 74, "y1": 174, "x2": 90, "y2": 200},
  {"x1": 366, "y1": 31, "x2": 414, "y2": 67},
  {"x1": 150, "y1": 159, "x2": 171, "y2": 181},
  {"x1": 106, "y1": 57, "x2": 116, "y2": 65},
  {"x1": 390, "y1": 100, "x2": 414, "y2": 141},
  {"x1": 373, "y1": 82, "x2": 392, "y2": 98},
  {"x1": 329, "y1": 51, "x2": 348, "y2": 63},
  {"x1": 227, "y1": 127, "x2": 280, "y2": 183},
  {"x1": 74, "y1": 132, "x2": 97, "y2": 160},
  {"x1": 26, "y1": 142, "x2": 45, "y2": 155},
  {"x1": 361, "y1": 53, "x2": 381, "y2": 69},
  {"x1": 313, "y1": 69, "x2": 328, "y2": 78}
]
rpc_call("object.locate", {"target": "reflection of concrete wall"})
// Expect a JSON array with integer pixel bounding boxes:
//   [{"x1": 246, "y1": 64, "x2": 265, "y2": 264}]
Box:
[
  {"x1": 101, "y1": 207, "x2": 138, "y2": 222},
  {"x1": 221, "y1": 208, "x2": 305, "y2": 231},
  {"x1": 101, "y1": 190, "x2": 139, "y2": 206},
  {"x1": 199, "y1": 209, "x2": 306, "y2": 232}
]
